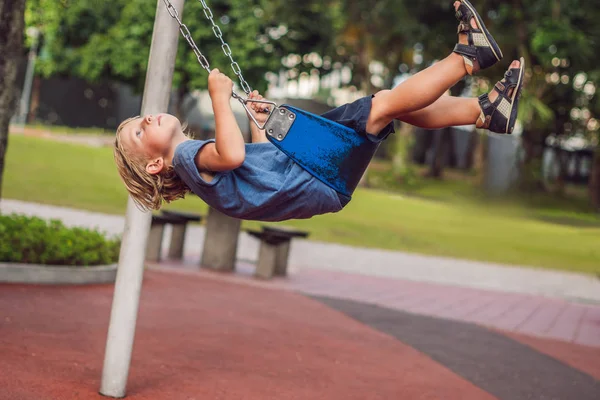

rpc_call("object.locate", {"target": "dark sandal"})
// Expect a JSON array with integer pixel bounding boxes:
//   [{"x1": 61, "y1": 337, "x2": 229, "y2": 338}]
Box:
[
  {"x1": 477, "y1": 57, "x2": 525, "y2": 134},
  {"x1": 453, "y1": 0, "x2": 503, "y2": 75}
]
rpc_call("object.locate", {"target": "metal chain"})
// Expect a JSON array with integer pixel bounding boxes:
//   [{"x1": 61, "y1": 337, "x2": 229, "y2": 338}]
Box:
[
  {"x1": 162, "y1": 0, "x2": 252, "y2": 97},
  {"x1": 197, "y1": 0, "x2": 252, "y2": 95}
]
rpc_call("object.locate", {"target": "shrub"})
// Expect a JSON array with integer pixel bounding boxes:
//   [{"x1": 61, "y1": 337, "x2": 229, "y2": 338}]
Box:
[{"x1": 0, "y1": 213, "x2": 120, "y2": 266}]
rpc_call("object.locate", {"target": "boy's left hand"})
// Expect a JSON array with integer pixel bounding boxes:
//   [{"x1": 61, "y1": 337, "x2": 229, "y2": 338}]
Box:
[{"x1": 247, "y1": 90, "x2": 271, "y2": 125}]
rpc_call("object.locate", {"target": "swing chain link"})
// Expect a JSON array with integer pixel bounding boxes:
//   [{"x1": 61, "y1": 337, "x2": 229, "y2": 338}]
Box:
[{"x1": 162, "y1": 0, "x2": 252, "y2": 96}]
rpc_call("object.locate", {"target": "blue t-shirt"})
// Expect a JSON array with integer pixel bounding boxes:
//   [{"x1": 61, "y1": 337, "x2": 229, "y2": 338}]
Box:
[{"x1": 172, "y1": 139, "x2": 345, "y2": 222}]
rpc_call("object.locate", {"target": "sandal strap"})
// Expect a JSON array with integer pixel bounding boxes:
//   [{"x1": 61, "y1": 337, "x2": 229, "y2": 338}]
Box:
[
  {"x1": 503, "y1": 68, "x2": 521, "y2": 85},
  {"x1": 457, "y1": 21, "x2": 471, "y2": 34},
  {"x1": 477, "y1": 94, "x2": 493, "y2": 129},
  {"x1": 495, "y1": 81, "x2": 506, "y2": 93},
  {"x1": 479, "y1": 93, "x2": 493, "y2": 112},
  {"x1": 493, "y1": 68, "x2": 521, "y2": 97},
  {"x1": 455, "y1": 4, "x2": 474, "y2": 23},
  {"x1": 453, "y1": 43, "x2": 477, "y2": 60}
]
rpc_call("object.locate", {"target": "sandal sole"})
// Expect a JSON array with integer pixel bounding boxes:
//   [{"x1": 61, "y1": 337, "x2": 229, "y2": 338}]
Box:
[
  {"x1": 506, "y1": 57, "x2": 525, "y2": 134},
  {"x1": 461, "y1": 0, "x2": 503, "y2": 63}
]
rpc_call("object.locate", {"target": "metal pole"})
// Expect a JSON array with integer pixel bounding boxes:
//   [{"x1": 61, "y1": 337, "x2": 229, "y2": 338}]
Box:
[{"x1": 100, "y1": 0, "x2": 184, "y2": 397}]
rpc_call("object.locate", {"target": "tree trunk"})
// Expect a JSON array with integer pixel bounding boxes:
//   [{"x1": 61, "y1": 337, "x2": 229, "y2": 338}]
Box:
[
  {"x1": 0, "y1": 0, "x2": 26, "y2": 199},
  {"x1": 519, "y1": 133, "x2": 545, "y2": 192},
  {"x1": 590, "y1": 147, "x2": 600, "y2": 211},
  {"x1": 428, "y1": 128, "x2": 452, "y2": 179},
  {"x1": 554, "y1": 147, "x2": 569, "y2": 196},
  {"x1": 28, "y1": 76, "x2": 41, "y2": 122},
  {"x1": 465, "y1": 129, "x2": 479, "y2": 170}
]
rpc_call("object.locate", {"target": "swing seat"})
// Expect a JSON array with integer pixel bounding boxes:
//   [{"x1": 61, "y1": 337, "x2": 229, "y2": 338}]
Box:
[{"x1": 265, "y1": 105, "x2": 380, "y2": 198}]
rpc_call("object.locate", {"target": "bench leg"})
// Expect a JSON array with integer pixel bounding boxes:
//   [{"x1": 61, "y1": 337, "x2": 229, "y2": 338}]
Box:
[
  {"x1": 168, "y1": 223, "x2": 187, "y2": 260},
  {"x1": 254, "y1": 241, "x2": 278, "y2": 279},
  {"x1": 145, "y1": 223, "x2": 165, "y2": 262},
  {"x1": 274, "y1": 241, "x2": 291, "y2": 276},
  {"x1": 201, "y1": 207, "x2": 241, "y2": 272}
]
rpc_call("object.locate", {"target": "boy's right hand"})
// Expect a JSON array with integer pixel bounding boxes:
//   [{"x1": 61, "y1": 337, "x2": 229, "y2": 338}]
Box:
[{"x1": 208, "y1": 69, "x2": 233, "y2": 103}]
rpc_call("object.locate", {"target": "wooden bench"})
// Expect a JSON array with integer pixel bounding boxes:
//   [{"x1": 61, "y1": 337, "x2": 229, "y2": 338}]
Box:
[
  {"x1": 246, "y1": 226, "x2": 309, "y2": 279},
  {"x1": 146, "y1": 211, "x2": 203, "y2": 262}
]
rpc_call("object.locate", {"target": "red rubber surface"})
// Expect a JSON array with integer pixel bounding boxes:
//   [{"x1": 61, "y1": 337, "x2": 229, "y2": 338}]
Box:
[{"x1": 0, "y1": 270, "x2": 496, "y2": 400}]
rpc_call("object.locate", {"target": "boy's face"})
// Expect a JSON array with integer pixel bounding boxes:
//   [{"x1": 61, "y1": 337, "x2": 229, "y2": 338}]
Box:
[{"x1": 119, "y1": 113, "x2": 184, "y2": 173}]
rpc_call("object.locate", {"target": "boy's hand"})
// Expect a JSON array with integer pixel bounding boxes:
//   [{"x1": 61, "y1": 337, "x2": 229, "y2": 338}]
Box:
[
  {"x1": 247, "y1": 90, "x2": 271, "y2": 125},
  {"x1": 208, "y1": 69, "x2": 233, "y2": 103}
]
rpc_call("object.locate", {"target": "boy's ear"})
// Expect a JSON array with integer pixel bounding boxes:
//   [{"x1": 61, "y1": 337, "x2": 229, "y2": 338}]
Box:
[{"x1": 146, "y1": 157, "x2": 164, "y2": 175}]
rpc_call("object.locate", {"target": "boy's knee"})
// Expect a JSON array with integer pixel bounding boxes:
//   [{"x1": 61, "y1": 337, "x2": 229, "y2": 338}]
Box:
[
  {"x1": 371, "y1": 90, "x2": 392, "y2": 117},
  {"x1": 368, "y1": 90, "x2": 393, "y2": 126},
  {"x1": 366, "y1": 91, "x2": 394, "y2": 135}
]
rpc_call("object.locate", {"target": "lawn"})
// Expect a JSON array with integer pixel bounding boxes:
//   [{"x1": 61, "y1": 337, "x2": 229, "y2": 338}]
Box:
[{"x1": 3, "y1": 134, "x2": 600, "y2": 275}]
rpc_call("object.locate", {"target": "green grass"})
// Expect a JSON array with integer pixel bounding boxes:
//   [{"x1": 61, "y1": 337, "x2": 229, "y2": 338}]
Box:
[
  {"x1": 4, "y1": 134, "x2": 600, "y2": 275},
  {"x1": 20, "y1": 123, "x2": 111, "y2": 136}
]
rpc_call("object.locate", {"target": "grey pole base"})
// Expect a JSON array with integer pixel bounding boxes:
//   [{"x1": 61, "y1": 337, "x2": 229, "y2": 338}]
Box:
[
  {"x1": 145, "y1": 222, "x2": 164, "y2": 262},
  {"x1": 254, "y1": 242, "x2": 279, "y2": 279},
  {"x1": 274, "y1": 241, "x2": 291, "y2": 276},
  {"x1": 168, "y1": 224, "x2": 187, "y2": 259},
  {"x1": 201, "y1": 207, "x2": 241, "y2": 272}
]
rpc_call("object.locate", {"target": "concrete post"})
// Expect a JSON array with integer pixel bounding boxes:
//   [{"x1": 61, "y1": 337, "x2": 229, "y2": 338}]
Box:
[
  {"x1": 168, "y1": 223, "x2": 187, "y2": 259},
  {"x1": 274, "y1": 241, "x2": 291, "y2": 276},
  {"x1": 145, "y1": 219, "x2": 165, "y2": 262},
  {"x1": 200, "y1": 207, "x2": 241, "y2": 272},
  {"x1": 254, "y1": 242, "x2": 278, "y2": 279},
  {"x1": 99, "y1": 0, "x2": 183, "y2": 397}
]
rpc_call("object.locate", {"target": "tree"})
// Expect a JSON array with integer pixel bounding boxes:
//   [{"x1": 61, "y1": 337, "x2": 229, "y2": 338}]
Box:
[
  {"x1": 0, "y1": 0, "x2": 26, "y2": 199},
  {"x1": 587, "y1": 71, "x2": 600, "y2": 210},
  {"x1": 25, "y1": 0, "x2": 339, "y2": 119},
  {"x1": 473, "y1": 0, "x2": 600, "y2": 196}
]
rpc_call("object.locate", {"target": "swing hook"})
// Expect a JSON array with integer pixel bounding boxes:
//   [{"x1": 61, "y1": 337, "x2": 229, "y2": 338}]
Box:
[{"x1": 232, "y1": 91, "x2": 278, "y2": 131}]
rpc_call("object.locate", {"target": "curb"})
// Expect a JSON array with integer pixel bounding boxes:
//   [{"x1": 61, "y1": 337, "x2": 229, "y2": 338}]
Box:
[{"x1": 0, "y1": 263, "x2": 117, "y2": 285}]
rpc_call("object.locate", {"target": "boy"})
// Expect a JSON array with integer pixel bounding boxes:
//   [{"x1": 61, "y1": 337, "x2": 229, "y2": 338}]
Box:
[{"x1": 114, "y1": 0, "x2": 524, "y2": 221}]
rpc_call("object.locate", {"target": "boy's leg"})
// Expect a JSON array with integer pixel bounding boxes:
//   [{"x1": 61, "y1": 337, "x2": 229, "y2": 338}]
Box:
[
  {"x1": 366, "y1": 0, "x2": 502, "y2": 134},
  {"x1": 396, "y1": 60, "x2": 522, "y2": 129},
  {"x1": 396, "y1": 95, "x2": 479, "y2": 130},
  {"x1": 365, "y1": 54, "x2": 467, "y2": 134}
]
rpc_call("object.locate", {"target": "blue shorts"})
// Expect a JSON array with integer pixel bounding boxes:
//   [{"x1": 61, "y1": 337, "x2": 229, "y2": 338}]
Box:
[
  {"x1": 320, "y1": 95, "x2": 395, "y2": 143},
  {"x1": 319, "y1": 95, "x2": 395, "y2": 208}
]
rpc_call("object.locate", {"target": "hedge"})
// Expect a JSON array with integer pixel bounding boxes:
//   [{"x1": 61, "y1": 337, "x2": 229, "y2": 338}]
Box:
[{"x1": 0, "y1": 213, "x2": 120, "y2": 266}]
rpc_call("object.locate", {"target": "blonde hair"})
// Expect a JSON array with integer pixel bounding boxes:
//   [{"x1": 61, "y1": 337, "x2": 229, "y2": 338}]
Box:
[{"x1": 113, "y1": 116, "x2": 191, "y2": 211}]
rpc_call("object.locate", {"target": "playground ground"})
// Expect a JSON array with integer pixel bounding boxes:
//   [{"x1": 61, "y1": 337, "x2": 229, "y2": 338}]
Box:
[
  {"x1": 1, "y1": 268, "x2": 599, "y2": 400},
  {"x1": 0, "y1": 200, "x2": 599, "y2": 399}
]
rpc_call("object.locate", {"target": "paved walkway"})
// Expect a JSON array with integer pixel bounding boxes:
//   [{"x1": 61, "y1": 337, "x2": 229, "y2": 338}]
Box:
[{"x1": 2, "y1": 199, "x2": 600, "y2": 303}]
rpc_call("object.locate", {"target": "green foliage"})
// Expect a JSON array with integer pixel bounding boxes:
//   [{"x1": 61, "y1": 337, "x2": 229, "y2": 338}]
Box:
[
  {"x1": 25, "y1": 0, "x2": 338, "y2": 95},
  {"x1": 20, "y1": 0, "x2": 600, "y2": 201},
  {"x1": 490, "y1": 0, "x2": 599, "y2": 138},
  {"x1": 0, "y1": 213, "x2": 120, "y2": 266}
]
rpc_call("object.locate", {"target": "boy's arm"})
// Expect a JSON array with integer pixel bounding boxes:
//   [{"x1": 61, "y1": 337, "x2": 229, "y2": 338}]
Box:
[{"x1": 195, "y1": 69, "x2": 246, "y2": 172}]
